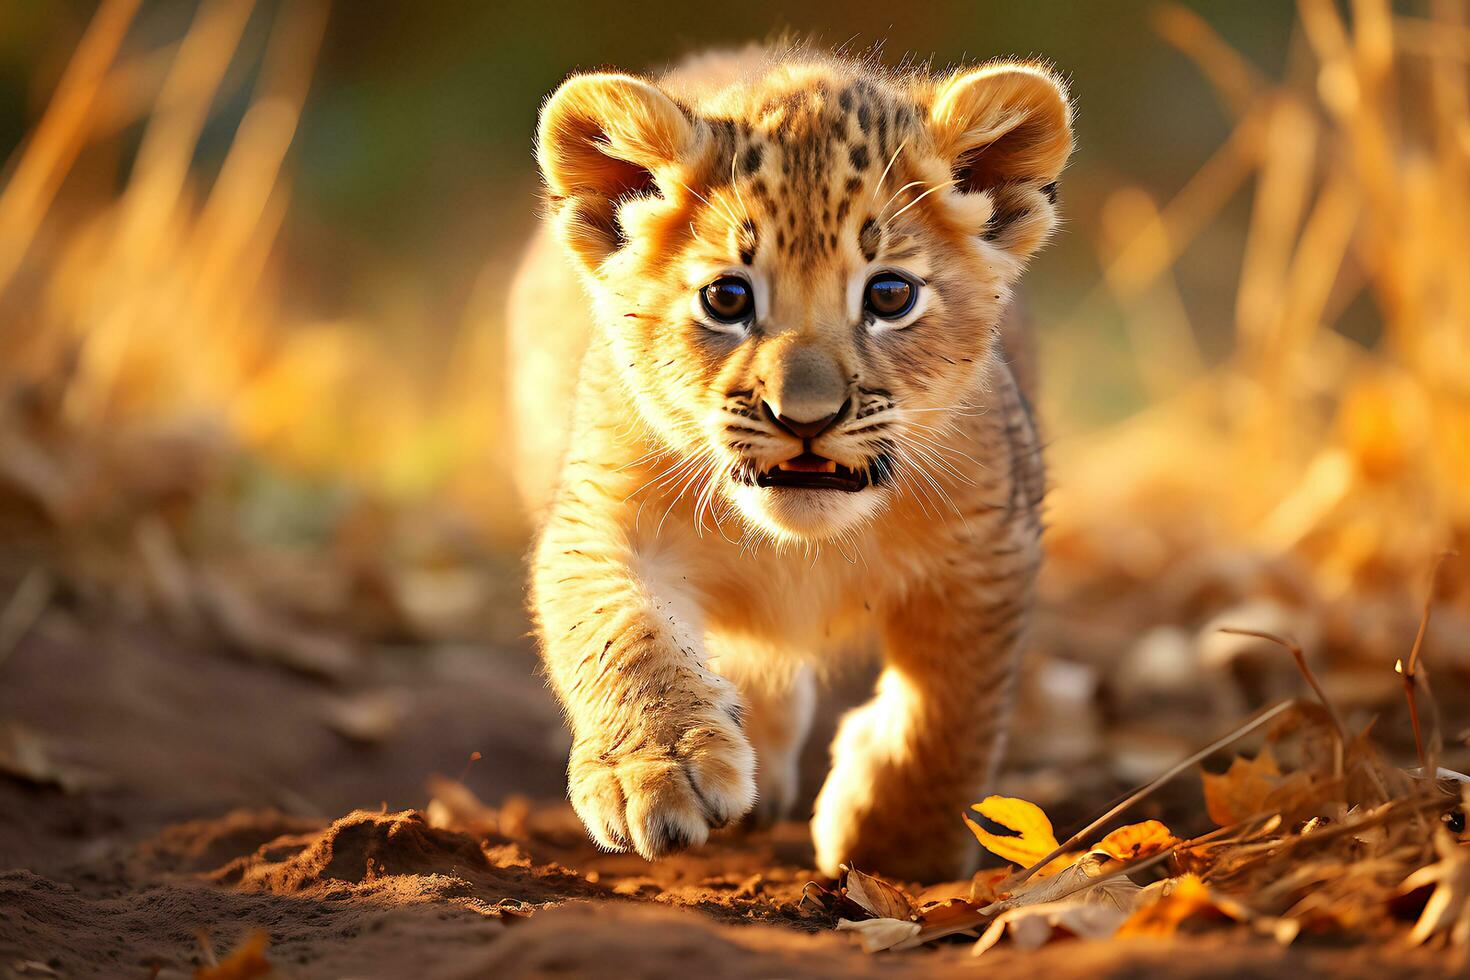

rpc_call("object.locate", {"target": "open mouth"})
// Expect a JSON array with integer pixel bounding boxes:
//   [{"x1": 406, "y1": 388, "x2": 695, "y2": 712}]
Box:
[{"x1": 748, "y1": 452, "x2": 876, "y2": 493}]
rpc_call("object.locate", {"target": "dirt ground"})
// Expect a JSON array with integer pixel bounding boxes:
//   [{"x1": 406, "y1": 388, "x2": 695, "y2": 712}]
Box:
[{"x1": 1, "y1": 589, "x2": 1466, "y2": 980}]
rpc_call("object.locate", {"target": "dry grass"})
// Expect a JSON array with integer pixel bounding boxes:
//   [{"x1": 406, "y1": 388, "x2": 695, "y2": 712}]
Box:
[
  {"x1": 1045, "y1": 0, "x2": 1470, "y2": 631},
  {"x1": 0, "y1": 0, "x2": 524, "y2": 653},
  {"x1": 0, "y1": 0, "x2": 519, "y2": 546}
]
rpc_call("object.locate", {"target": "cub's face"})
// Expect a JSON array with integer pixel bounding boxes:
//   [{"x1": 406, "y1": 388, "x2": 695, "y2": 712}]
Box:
[{"x1": 538, "y1": 59, "x2": 1071, "y2": 543}]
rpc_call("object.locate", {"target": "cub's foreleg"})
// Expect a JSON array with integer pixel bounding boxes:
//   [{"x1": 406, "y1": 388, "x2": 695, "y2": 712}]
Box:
[
  {"x1": 531, "y1": 480, "x2": 756, "y2": 858},
  {"x1": 810, "y1": 531, "x2": 1039, "y2": 881},
  {"x1": 708, "y1": 650, "x2": 817, "y2": 827}
]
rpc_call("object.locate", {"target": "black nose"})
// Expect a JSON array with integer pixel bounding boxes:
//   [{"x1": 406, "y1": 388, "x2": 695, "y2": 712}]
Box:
[{"x1": 762, "y1": 399, "x2": 850, "y2": 440}]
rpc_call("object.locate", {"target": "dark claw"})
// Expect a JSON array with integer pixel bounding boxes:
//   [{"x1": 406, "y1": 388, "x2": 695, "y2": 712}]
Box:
[{"x1": 654, "y1": 817, "x2": 694, "y2": 854}]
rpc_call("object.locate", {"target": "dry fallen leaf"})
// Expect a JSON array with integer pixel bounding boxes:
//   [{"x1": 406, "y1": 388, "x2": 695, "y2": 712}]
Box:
[
  {"x1": 968, "y1": 866, "x2": 1012, "y2": 905},
  {"x1": 842, "y1": 867, "x2": 914, "y2": 920},
  {"x1": 1199, "y1": 746, "x2": 1333, "y2": 827},
  {"x1": 1118, "y1": 874, "x2": 1230, "y2": 936},
  {"x1": 973, "y1": 897, "x2": 1130, "y2": 957},
  {"x1": 915, "y1": 897, "x2": 986, "y2": 932},
  {"x1": 964, "y1": 796, "x2": 1062, "y2": 869},
  {"x1": 1098, "y1": 820, "x2": 1178, "y2": 862},
  {"x1": 989, "y1": 851, "x2": 1140, "y2": 914},
  {"x1": 835, "y1": 916, "x2": 921, "y2": 953}
]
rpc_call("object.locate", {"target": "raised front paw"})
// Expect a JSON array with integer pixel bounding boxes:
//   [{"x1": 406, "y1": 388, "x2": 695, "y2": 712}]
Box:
[{"x1": 567, "y1": 705, "x2": 756, "y2": 859}]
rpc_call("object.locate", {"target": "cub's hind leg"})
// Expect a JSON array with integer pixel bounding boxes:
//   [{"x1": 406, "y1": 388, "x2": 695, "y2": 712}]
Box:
[{"x1": 708, "y1": 647, "x2": 816, "y2": 827}]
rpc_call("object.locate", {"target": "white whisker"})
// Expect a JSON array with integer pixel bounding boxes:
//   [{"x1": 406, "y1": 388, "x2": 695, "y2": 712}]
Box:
[
  {"x1": 885, "y1": 179, "x2": 957, "y2": 225},
  {"x1": 870, "y1": 137, "x2": 907, "y2": 205}
]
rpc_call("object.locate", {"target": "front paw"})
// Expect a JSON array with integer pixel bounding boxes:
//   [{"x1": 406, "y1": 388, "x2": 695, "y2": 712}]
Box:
[
  {"x1": 567, "y1": 706, "x2": 756, "y2": 859},
  {"x1": 810, "y1": 699, "x2": 978, "y2": 882},
  {"x1": 812, "y1": 768, "x2": 977, "y2": 881}
]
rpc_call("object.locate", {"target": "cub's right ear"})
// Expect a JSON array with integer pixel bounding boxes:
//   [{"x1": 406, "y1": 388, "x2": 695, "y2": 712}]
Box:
[{"x1": 537, "y1": 73, "x2": 704, "y2": 270}]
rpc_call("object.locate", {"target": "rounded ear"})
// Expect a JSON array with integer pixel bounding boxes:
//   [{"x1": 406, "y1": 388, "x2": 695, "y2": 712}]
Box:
[
  {"x1": 537, "y1": 73, "x2": 704, "y2": 269},
  {"x1": 928, "y1": 65, "x2": 1073, "y2": 260}
]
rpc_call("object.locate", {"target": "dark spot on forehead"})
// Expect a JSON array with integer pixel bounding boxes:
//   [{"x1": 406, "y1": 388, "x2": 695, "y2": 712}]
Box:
[
  {"x1": 856, "y1": 101, "x2": 871, "y2": 132},
  {"x1": 837, "y1": 87, "x2": 853, "y2": 113},
  {"x1": 741, "y1": 143, "x2": 764, "y2": 176},
  {"x1": 737, "y1": 219, "x2": 757, "y2": 266},
  {"x1": 848, "y1": 144, "x2": 870, "y2": 171},
  {"x1": 859, "y1": 218, "x2": 881, "y2": 262},
  {"x1": 709, "y1": 118, "x2": 737, "y2": 159},
  {"x1": 845, "y1": 176, "x2": 863, "y2": 195}
]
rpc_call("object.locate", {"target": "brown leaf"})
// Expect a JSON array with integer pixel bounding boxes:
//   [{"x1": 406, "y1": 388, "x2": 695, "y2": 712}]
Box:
[
  {"x1": 968, "y1": 866, "x2": 1012, "y2": 905},
  {"x1": 916, "y1": 897, "x2": 985, "y2": 931},
  {"x1": 842, "y1": 867, "x2": 914, "y2": 920},
  {"x1": 1201, "y1": 748, "x2": 1284, "y2": 826}
]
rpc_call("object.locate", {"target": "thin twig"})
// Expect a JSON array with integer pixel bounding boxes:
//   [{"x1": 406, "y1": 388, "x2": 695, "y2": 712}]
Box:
[
  {"x1": 1399, "y1": 660, "x2": 1427, "y2": 773},
  {"x1": 1405, "y1": 551, "x2": 1454, "y2": 677},
  {"x1": 1398, "y1": 551, "x2": 1456, "y2": 773},
  {"x1": 1217, "y1": 627, "x2": 1347, "y2": 766}
]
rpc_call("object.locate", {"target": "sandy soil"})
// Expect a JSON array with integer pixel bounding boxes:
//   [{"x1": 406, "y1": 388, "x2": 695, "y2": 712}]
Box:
[{"x1": 0, "y1": 607, "x2": 1463, "y2": 979}]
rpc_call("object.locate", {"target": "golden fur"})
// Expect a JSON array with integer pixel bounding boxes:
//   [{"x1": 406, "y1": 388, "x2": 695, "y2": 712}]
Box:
[{"x1": 508, "y1": 46, "x2": 1071, "y2": 881}]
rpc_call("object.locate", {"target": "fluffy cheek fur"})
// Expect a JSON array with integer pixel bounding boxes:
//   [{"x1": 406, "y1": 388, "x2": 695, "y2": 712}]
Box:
[{"x1": 595, "y1": 278, "x2": 721, "y2": 452}]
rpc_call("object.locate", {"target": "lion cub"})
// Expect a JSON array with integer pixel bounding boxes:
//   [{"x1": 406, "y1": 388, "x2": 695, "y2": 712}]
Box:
[{"x1": 508, "y1": 47, "x2": 1071, "y2": 881}]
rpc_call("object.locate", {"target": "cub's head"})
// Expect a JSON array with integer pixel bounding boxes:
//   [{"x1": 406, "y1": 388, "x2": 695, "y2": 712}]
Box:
[{"x1": 537, "y1": 54, "x2": 1071, "y2": 543}]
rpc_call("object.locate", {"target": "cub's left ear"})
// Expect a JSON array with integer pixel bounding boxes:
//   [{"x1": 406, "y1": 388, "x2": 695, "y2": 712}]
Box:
[{"x1": 928, "y1": 64, "x2": 1073, "y2": 262}]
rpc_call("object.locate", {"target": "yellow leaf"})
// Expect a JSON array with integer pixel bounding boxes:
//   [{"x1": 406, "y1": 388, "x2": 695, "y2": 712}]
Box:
[
  {"x1": 964, "y1": 796, "x2": 1060, "y2": 868},
  {"x1": 1098, "y1": 820, "x2": 1178, "y2": 862}
]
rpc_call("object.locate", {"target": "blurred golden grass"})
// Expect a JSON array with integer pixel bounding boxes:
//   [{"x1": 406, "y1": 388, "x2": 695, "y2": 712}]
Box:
[
  {"x1": 1045, "y1": 0, "x2": 1470, "y2": 623},
  {"x1": 0, "y1": 0, "x2": 518, "y2": 555},
  {"x1": 0, "y1": 0, "x2": 1466, "y2": 647}
]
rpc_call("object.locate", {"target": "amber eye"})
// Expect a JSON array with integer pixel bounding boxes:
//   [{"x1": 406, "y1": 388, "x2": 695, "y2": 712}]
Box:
[
  {"x1": 700, "y1": 276, "x2": 754, "y2": 324},
  {"x1": 864, "y1": 272, "x2": 918, "y2": 320}
]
